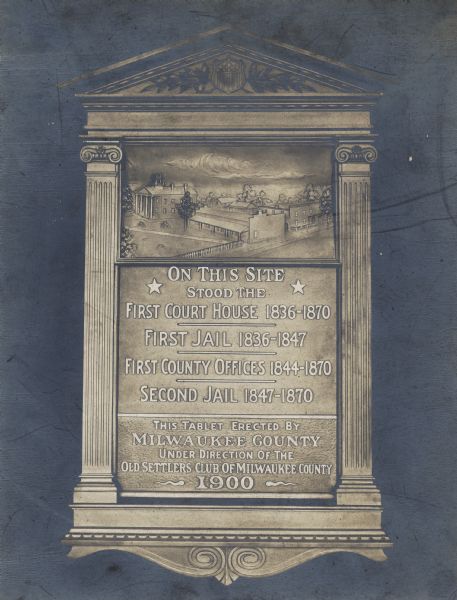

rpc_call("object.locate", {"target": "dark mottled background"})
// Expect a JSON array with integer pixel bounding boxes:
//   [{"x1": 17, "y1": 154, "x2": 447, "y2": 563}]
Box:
[{"x1": 1, "y1": 1, "x2": 456, "y2": 599}]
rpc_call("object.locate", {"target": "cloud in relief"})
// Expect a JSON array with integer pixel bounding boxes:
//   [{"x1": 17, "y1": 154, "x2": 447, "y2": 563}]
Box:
[{"x1": 164, "y1": 153, "x2": 312, "y2": 180}]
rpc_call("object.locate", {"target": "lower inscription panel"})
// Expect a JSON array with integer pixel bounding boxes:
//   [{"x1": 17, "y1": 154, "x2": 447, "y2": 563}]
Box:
[
  {"x1": 117, "y1": 265, "x2": 338, "y2": 497},
  {"x1": 118, "y1": 416, "x2": 336, "y2": 496}
]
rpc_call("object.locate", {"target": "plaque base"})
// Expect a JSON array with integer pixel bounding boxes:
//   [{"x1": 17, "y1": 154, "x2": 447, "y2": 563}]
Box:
[{"x1": 63, "y1": 504, "x2": 391, "y2": 584}]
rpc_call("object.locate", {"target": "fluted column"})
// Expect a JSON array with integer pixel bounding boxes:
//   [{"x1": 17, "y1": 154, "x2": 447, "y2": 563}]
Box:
[
  {"x1": 73, "y1": 143, "x2": 122, "y2": 504},
  {"x1": 335, "y1": 144, "x2": 381, "y2": 506}
]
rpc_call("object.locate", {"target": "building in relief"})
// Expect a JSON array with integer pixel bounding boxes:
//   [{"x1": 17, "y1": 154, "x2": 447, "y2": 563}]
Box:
[
  {"x1": 273, "y1": 199, "x2": 327, "y2": 231},
  {"x1": 188, "y1": 206, "x2": 285, "y2": 244},
  {"x1": 133, "y1": 174, "x2": 196, "y2": 220}
]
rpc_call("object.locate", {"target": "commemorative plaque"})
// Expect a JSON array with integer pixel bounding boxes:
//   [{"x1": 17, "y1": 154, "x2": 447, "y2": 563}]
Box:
[{"x1": 63, "y1": 27, "x2": 391, "y2": 583}]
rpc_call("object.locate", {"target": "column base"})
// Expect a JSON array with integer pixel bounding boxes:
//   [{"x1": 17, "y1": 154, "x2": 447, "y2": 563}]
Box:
[
  {"x1": 73, "y1": 476, "x2": 118, "y2": 504},
  {"x1": 337, "y1": 477, "x2": 382, "y2": 506}
]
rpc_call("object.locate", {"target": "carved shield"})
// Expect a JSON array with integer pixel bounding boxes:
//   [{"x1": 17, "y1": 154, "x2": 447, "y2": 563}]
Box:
[{"x1": 210, "y1": 57, "x2": 247, "y2": 93}]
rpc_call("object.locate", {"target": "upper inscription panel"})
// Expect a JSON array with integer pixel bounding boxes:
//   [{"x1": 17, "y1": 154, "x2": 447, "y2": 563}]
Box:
[{"x1": 121, "y1": 144, "x2": 335, "y2": 260}]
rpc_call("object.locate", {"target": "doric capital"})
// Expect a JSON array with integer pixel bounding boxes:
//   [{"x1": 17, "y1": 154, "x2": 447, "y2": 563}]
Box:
[
  {"x1": 80, "y1": 144, "x2": 122, "y2": 164},
  {"x1": 335, "y1": 144, "x2": 377, "y2": 164}
]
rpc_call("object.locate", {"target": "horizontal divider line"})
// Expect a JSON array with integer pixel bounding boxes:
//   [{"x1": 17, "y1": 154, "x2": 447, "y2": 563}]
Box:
[
  {"x1": 117, "y1": 413, "x2": 337, "y2": 419},
  {"x1": 175, "y1": 378, "x2": 277, "y2": 383},
  {"x1": 177, "y1": 322, "x2": 277, "y2": 327},
  {"x1": 119, "y1": 492, "x2": 335, "y2": 499},
  {"x1": 177, "y1": 350, "x2": 277, "y2": 355}
]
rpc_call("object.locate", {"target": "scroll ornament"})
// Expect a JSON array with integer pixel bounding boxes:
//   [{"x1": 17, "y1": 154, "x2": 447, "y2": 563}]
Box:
[
  {"x1": 80, "y1": 144, "x2": 122, "y2": 164},
  {"x1": 188, "y1": 546, "x2": 266, "y2": 585},
  {"x1": 335, "y1": 144, "x2": 378, "y2": 163}
]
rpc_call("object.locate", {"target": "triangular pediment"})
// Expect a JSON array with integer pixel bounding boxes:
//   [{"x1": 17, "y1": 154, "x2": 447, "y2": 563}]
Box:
[
  {"x1": 62, "y1": 26, "x2": 383, "y2": 99},
  {"x1": 85, "y1": 45, "x2": 367, "y2": 96}
]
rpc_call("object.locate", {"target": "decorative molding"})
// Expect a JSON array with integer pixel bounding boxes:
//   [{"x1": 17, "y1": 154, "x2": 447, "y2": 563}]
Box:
[
  {"x1": 335, "y1": 144, "x2": 377, "y2": 163},
  {"x1": 64, "y1": 532, "x2": 392, "y2": 544},
  {"x1": 157, "y1": 480, "x2": 185, "y2": 486},
  {"x1": 81, "y1": 100, "x2": 379, "y2": 113},
  {"x1": 265, "y1": 480, "x2": 295, "y2": 487},
  {"x1": 80, "y1": 144, "x2": 123, "y2": 163}
]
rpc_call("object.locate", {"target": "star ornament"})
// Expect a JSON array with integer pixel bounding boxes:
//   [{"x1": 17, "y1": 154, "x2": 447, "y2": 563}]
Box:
[
  {"x1": 291, "y1": 279, "x2": 306, "y2": 295},
  {"x1": 146, "y1": 278, "x2": 163, "y2": 294}
]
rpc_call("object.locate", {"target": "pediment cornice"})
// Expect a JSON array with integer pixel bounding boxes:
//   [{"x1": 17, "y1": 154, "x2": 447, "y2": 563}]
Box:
[
  {"x1": 62, "y1": 26, "x2": 384, "y2": 103},
  {"x1": 83, "y1": 45, "x2": 369, "y2": 97}
]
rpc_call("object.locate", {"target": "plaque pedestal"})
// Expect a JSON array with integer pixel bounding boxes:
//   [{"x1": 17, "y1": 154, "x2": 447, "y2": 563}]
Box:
[{"x1": 64, "y1": 504, "x2": 390, "y2": 584}]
